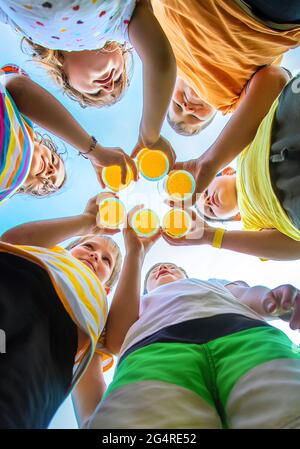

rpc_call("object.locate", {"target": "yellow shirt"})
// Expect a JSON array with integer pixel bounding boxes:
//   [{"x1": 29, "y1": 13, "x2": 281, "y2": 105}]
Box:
[
  {"x1": 237, "y1": 97, "x2": 300, "y2": 241},
  {"x1": 0, "y1": 242, "x2": 113, "y2": 389},
  {"x1": 151, "y1": 0, "x2": 300, "y2": 114}
]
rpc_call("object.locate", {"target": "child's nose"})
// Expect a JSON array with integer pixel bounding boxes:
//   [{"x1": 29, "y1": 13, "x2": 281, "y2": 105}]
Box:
[
  {"x1": 90, "y1": 252, "x2": 99, "y2": 261},
  {"x1": 205, "y1": 195, "x2": 212, "y2": 206},
  {"x1": 159, "y1": 264, "x2": 168, "y2": 270},
  {"x1": 102, "y1": 79, "x2": 114, "y2": 93},
  {"x1": 46, "y1": 163, "x2": 55, "y2": 177},
  {"x1": 183, "y1": 101, "x2": 194, "y2": 112}
]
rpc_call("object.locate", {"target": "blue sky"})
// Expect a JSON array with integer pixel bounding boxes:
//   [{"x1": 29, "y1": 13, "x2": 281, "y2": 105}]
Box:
[{"x1": 1, "y1": 22, "x2": 300, "y2": 429}]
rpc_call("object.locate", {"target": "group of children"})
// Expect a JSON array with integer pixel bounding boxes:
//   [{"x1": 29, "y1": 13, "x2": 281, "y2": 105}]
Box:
[{"x1": 1, "y1": 0, "x2": 300, "y2": 429}]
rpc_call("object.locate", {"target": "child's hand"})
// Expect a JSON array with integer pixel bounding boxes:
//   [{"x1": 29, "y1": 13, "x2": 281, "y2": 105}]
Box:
[
  {"x1": 131, "y1": 135, "x2": 176, "y2": 171},
  {"x1": 262, "y1": 284, "x2": 300, "y2": 330},
  {"x1": 87, "y1": 144, "x2": 138, "y2": 188},
  {"x1": 81, "y1": 194, "x2": 120, "y2": 236},
  {"x1": 174, "y1": 156, "x2": 219, "y2": 204},
  {"x1": 123, "y1": 205, "x2": 161, "y2": 260},
  {"x1": 161, "y1": 209, "x2": 214, "y2": 246}
]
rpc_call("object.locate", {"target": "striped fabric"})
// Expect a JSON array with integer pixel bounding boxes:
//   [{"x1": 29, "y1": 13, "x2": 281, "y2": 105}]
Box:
[
  {"x1": 0, "y1": 242, "x2": 113, "y2": 389},
  {"x1": 0, "y1": 64, "x2": 34, "y2": 204}
]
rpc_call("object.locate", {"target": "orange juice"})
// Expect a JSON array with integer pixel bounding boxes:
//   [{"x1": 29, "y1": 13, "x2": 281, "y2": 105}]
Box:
[
  {"x1": 98, "y1": 197, "x2": 126, "y2": 229},
  {"x1": 102, "y1": 164, "x2": 134, "y2": 192},
  {"x1": 165, "y1": 170, "x2": 195, "y2": 201},
  {"x1": 162, "y1": 208, "x2": 192, "y2": 238},
  {"x1": 131, "y1": 209, "x2": 160, "y2": 237},
  {"x1": 137, "y1": 148, "x2": 169, "y2": 181},
  {"x1": 136, "y1": 148, "x2": 149, "y2": 168}
]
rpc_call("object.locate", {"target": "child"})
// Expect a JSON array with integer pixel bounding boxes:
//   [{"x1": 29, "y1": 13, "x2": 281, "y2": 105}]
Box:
[
  {"x1": 0, "y1": 1, "x2": 177, "y2": 162},
  {"x1": 0, "y1": 64, "x2": 136, "y2": 203},
  {"x1": 167, "y1": 77, "x2": 217, "y2": 136},
  {"x1": 85, "y1": 261, "x2": 300, "y2": 429},
  {"x1": 0, "y1": 195, "x2": 159, "y2": 429},
  {"x1": 166, "y1": 74, "x2": 300, "y2": 261},
  {"x1": 149, "y1": 0, "x2": 300, "y2": 156},
  {"x1": 1, "y1": 65, "x2": 65, "y2": 202},
  {"x1": 72, "y1": 204, "x2": 161, "y2": 427},
  {"x1": 151, "y1": 0, "x2": 300, "y2": 113}
]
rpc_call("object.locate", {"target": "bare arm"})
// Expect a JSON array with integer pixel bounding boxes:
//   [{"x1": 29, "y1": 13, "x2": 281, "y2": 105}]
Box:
[
  {"x1": 176, "y1": 66, "x2": 292, "y2": 193},
  {"x1": 128, "y1": 0, "x2": 177, "y2": 145},
  {"x1": 162, "y1": 215, "x2": 300, "y2": 261},
  {"x1": 226, "y1": 282, "x2": 300, "y2": 330},
  {"x1": 5, "y1": 74, "x2": 92, "y2": 153},
  {"x1": 225, "y1": 282, "x2": 270, "y2": 317},
  {"x1": 218, "y1": 228, "x2": 300, "y2": 261},
  {"x1": 202, "y1": 65, "x2": 290, "y2": 172},
  {"x1": 72, "y1": 353, "x2": 106, "y2": 428},
  {"x1": 1, "y1": 195, "x2": 112, "y2": 247},
  {"x1": 105, "y1": 250, "x2": 144, "y2": 355},
  {"x1": 105, "y1": 206, "x2": 161, "y2": 355},
  {"x1": 4, "y1": 75, "x2": 137, "y2": 183},
  {"x1": 1, "y1": 215, "x2": 90, "y2": 248}
]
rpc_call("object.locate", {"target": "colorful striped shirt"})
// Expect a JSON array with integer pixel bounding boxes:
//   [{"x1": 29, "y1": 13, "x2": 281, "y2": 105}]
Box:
[
  {"x1": 0, "y1": 242, "x2": 113, "y2": 389},
  {"x1": 0, "y1": 64, "x2": 34, "y2": 204}
]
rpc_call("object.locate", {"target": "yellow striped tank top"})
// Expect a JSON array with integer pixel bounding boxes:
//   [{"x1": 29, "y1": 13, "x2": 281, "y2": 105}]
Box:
[{"x1": 0, "y1": 242, "x2": 113, "y2": 388}]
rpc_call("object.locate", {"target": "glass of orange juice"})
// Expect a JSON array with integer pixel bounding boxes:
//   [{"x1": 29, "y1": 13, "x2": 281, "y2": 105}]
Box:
[
  {"x1": 131, "y1": 208, "x2": 160, "y2": 237},
  {"x1": 162, "y1": 208, "x2": 192, "y2": 238},
  {"x1": 97, "y1": 197, "x2": 126, "y2": 229},
  {"x1": 162, "y1": 170, "x2": 196, "y2": 201},
  {"x1": 102, "y1": 164, "x2": 135, "y2": 192},
  {"x1": 136, "y1": 148, "x2": 169, "y2": 181}
]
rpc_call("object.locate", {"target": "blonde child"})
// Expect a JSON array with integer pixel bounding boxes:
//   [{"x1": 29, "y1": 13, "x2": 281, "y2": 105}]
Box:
[
  {"x1": 149, "y1": 0, "x2": 300, "y2": 152},
  {"x1": 151, "y1": 0, "x2": 300, "y2": 115},
  {"x1": 167, "y1": 77, "x2": 217, "y2": 137},
  {"x1": 0, "y1": 194, "x2": 159, "y2": 429},
  {"x1": 0, "y1": 64, "x2": 136, "y2": 204},
  {"x1": 72, "y1": 204, "x2": 161, "y2": 427},
  {"x1": 164, "y1": 74, "x2": 300, "y2": 261},
  {"x1": 0, "y1": 1, "x2": 177, "y2": 162}
]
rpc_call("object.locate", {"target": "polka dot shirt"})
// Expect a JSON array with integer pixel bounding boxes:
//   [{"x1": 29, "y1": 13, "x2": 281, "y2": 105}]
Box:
[{"x1": 0, "y1": 0, "x2": 136, "y2": 50}]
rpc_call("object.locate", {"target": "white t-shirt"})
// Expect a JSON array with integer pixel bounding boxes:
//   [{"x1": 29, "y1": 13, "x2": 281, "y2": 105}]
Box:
[
  {"x1": 0, "y1": 0, "x2": 136, "y2": 50},
  {"x1": 120, "y1": 278, "x2": 265, "y2": 357}
]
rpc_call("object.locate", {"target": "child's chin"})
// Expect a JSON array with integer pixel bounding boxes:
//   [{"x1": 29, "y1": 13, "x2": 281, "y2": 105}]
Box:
[{"x1": 157, "y1": 275, "x2": 175, "y2": 286}]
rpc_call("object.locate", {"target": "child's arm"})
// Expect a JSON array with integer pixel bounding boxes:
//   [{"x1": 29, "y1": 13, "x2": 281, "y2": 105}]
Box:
[
  {"x1": 213, "y1": 228, "x2": 300, "y2": 261},
  {"x1": 128, "y1": 0, "x2": 177, "y2": 146},
  {"x1": 175, "y1": 65, "x2": 291, "y2": 195},
  {"x1": 104, "y1": 206, "x2": 161, "y2": 355},
  {"x1": 162, "y1": 213, "x2": 300, "y2": 260},
  {"x1": 4, "y1": 75, "x2": 137, "y2": 185},
  {"x1": 72, "y1": 353, "x2": 106, "y2": 428},
  {"x1": 1, "y1": 195, "x2": 118, "y2": 247},
  {"x1": 226, "y1": 282, "x2": 300, "y2": 330},
  {"x1": 203, "y1": 65, "x2": 290, "y2": 167},
  {"x1": 72, "y1": 205, "x2": 161, "y2": 426}
]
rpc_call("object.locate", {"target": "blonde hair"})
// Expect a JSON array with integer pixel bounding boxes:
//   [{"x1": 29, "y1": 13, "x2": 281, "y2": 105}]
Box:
[
  {"x1": 22, "y1": 39, "x2": 133, "y2": 108},
  {"x1": 66, "y1": 234, "x2": 122, "y2": 289},
  {"x1": 18, "y1": 131, "x2": 67, "y2": 197}
]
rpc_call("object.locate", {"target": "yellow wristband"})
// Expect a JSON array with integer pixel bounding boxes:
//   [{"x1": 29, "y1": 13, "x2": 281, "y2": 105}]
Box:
[{"x1": 212, "y1": 228, "x2": 225, "y2": 249}]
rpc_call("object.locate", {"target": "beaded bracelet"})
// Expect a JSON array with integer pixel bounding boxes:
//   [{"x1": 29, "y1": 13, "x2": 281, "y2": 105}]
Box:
[{"x1": 78, "y1": 136, "x2": 98, "y2": 159}]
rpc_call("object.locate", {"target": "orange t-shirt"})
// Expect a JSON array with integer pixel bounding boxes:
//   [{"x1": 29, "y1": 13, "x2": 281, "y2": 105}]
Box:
[{"x1": 151, "y1": 0, "x2": 300, "y2": 114}]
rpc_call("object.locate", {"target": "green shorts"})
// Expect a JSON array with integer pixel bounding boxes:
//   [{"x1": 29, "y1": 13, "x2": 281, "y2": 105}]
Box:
[{"x1": 89, "y1": 322, "x2": 300, "y2": 429}]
